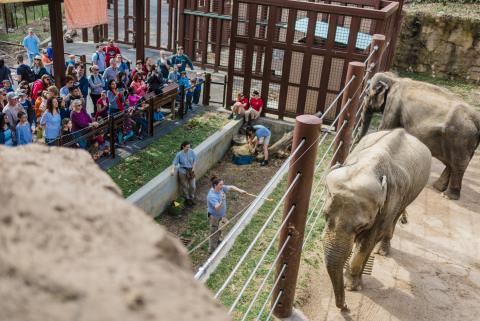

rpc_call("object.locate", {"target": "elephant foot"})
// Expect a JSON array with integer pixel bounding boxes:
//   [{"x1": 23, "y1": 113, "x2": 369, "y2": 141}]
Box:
[
  {"x1": 375, "y1": 239, "x2": 390, "y2": 256},
  {"x1": 400, "y1": 211, "x2": 408, "y2": 225},
  {"x1": 433, "y1": 179, "x2": 448, "y2": 192},
  {"x1": 344, "y1": 272, "x2": 363, "y2": 291},
  {"x1": 442, "y1": 188, "x2": 460, "y2": 200}
]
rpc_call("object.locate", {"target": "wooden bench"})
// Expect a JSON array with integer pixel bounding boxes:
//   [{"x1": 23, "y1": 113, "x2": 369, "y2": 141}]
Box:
[{"x1": 144, "y1": 83, "x2": 179, "y2": 136}]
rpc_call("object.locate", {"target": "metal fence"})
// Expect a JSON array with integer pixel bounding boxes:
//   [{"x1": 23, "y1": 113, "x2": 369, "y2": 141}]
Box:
[{"x1": 185, "y1": 35, "x2": 387, "y2": 320}]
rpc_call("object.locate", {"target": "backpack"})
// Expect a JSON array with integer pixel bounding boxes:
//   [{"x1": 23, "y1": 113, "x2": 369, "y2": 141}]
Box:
[{"x1": 19, "y1": 64, "x2": 36, "y2": 83}]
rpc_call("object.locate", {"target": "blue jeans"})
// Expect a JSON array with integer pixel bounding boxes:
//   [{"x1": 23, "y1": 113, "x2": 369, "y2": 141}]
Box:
[{"x1": 28, "y1": 53, "x2": 36, "y2": 66}]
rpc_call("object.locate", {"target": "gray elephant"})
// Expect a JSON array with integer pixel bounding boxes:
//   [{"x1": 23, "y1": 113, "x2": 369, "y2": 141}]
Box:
[
  {"x1": 323, "y1": 129, "x2": 431, "y2": 310},
  {"x1": 359, "y1": 72, "x2": 480, "y2": 200}
]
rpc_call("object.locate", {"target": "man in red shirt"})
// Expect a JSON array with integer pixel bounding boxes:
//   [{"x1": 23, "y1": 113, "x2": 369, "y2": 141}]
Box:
[
  {"x1": 103, "y1": 39, "x2": 121, "y2": 67},
  {"x1": 229, "y1": 92, "x2": 249, "y2": 120},
  {"x1": 245, "y1": 90, "x2": 263, "y2": 123}
]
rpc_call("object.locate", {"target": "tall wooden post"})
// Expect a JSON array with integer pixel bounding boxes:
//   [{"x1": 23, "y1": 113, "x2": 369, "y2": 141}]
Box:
[
  {"x1": 179, "y1": 85, "x2": 185, "y2": 119},
  {"x1": 134, "y1": 0, "x2": 145, "y2": 62},
  {"x1": 48, "y1": 0, "x2": 65, "y2": 88},
  {"x1": 273, "y1": 115, "x2": 322, "y2": 318},
  {"x1": 202, "y1": 73, "x2": 211, "y2": 106},
  {"x1": 331, "y1": 62, "x2": 366, "y2": 166},
  {"x1": 368, "y1": 34, "x2": 386, "y2": 74}
]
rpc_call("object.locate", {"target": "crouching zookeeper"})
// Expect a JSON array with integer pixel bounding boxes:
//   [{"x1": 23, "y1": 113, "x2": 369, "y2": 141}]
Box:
[
  {"x1": 171, "y1": 141, "x2": 197, "y2": 206},
  {"x1": 207, "y1": 176, "x2": 248, "y2": 254}
]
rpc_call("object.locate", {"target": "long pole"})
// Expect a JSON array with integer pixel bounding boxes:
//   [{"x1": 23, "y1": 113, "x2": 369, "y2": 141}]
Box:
[
  {"x1": 48, "y1": 0, "x2": 65, "y2": 88},
  {"x1": 135, "y1": 0, "x2": 145, "y2": 62},
  {"x1": 331, "y1": 61, "x2": 365, "y2": 166},
  {"x1": 273, "y1": 114, "x2": 322, "y2": 318}
]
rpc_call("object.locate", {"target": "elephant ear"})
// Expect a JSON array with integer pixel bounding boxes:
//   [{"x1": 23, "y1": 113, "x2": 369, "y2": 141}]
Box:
[{"x1": 375, "y1": 80, "x2": 389, "y2": 98}]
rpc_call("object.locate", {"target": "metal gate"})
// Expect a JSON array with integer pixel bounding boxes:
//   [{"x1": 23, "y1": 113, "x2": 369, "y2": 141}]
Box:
[
  {"x1": 111, "y1": 0, "x2": 177, "y2": 51},
  {"x1": 226, "y1": 0, "x2": 402, "y2": 121}
]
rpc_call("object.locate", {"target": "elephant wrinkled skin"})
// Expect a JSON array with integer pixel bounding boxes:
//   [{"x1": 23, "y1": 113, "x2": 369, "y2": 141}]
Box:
[
  {"x1": 359, "y1": 72, "x2": 480, "y2": 200},
  {"x1": 323, "y1": 129, "x2": 431, "y2": 310}
]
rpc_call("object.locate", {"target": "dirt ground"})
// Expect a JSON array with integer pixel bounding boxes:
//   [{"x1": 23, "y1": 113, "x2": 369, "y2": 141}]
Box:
[
  {"x1": 297, "y1": 152, "x2": 480, "y2": 321},
  {"x1": 159, "y1": 151, "x2": 285, "y2": 265}
]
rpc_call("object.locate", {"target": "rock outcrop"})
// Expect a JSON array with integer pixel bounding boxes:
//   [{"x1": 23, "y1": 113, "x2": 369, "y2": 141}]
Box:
[{"x1": 0, "y1": 145, "x2": 229, "y2": 321}]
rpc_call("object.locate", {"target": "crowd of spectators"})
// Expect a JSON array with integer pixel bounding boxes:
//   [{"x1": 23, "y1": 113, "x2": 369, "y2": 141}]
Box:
[{"x1": 0, "y1": 29, "x2": 205, "y2": 160}]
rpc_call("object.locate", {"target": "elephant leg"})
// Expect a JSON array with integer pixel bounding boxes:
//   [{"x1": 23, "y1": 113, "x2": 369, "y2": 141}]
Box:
[
  {"x1": 433, "y1": 165, "x2": 450, "y2": 192},
  {"x1": 443, "y1": 165, "x2": 466, "y2": 200},
  {"x1": 376, "y1": 213, "x2": 402, "y2": 256},
  {"x1": 345, "y1": 232, "x2": 377, "y2": 291}
]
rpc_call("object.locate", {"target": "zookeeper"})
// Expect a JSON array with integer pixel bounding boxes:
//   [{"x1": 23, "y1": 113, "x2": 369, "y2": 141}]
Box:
[{"x1": 171, "y1": 141, "x2": 197, "y2": 206}]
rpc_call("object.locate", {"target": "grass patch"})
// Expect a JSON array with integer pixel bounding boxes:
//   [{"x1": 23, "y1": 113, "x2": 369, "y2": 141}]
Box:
[
  {"x1": 107, "y1": 112, "x2": 229, "y2": 197},
  {"x1": 205, "y1": 134, "x2": 334, "y2": 320},
  {"x1": 399, "y1": 71, "x2": 480, "y2": 110}
]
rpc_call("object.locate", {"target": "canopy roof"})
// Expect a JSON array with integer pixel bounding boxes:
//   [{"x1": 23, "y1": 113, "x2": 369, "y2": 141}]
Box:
[{"x1": 0, "y1": 0, "x2": 61, "y2": 4}]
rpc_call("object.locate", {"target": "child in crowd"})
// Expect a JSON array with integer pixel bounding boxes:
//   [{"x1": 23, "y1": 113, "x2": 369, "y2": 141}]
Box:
[
  {"x1": 17, "y1": 90, "x2": 34, "y2": 126},
  {"x1": 185, "y1": 78, "x2": 196, "y2": 112},
  {"x1": 57, "y1": 96, "x2": 71, "y2": 121},
  {"x1": 2, "y1": 80, "x2": 13, "y2": 93},
  {"x1": 167, "y1": 65, "x2": 180, "y2": 83},
  {"x1": 192, "y1": 74, "x2": 203, "y2": 105},
  {"x1": 15, "y1": 111, "x2": 32, "y2": 145},
  {"x1": 60, "y1": 117, "x2": 77, "y2": 147},
  {"x1": 65, "y1": 55, "x2": 76, "y2": 68},
  {"x1": 95, "y1": 90, "x2": 109, "y2": 119},
  {"x1": 178, "y1": 71, "x2": 190, "y2": 88}
]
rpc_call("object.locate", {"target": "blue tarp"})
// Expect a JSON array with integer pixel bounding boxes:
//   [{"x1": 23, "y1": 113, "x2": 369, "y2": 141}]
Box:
[{"x1": 294, "y1": 17, "x2": 372, "y2": 50}]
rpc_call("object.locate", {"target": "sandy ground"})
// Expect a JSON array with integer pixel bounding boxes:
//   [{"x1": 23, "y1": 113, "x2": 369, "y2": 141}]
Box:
[{"x1": 298, "y1": 152, "x2": 480, "y2": 321}]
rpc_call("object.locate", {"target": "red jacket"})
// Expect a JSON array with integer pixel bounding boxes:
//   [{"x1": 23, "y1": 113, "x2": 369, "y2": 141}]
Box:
[
  {"x1": 103, "y1": 45, "x2": 121, "y2": 67},
  {"x1": 31, "y1": 80, "x2": 45, "y2": 101},
  {"x1": 249, "y1": 97, "x2": 264, "y2": 112}
]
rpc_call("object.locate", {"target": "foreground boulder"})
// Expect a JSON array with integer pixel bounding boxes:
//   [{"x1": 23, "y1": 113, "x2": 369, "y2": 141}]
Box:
[{"x1": 0, "y1": 145, "x2": 229, "y2": 321}]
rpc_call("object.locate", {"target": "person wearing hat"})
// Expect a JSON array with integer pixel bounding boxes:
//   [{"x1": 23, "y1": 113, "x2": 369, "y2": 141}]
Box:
[
  {"x1": 41, "y1": 49, "x2": 54, "y2": 76},
  {"x1": 22, "y1": 28, "x2": 40, "y2": 66},
  {"x1": 32, "y1": 55, "x2": 49, "y2": 80},
  {"x1": 2, "y1": 92, "x2": 25, "y2": 132},
  {"x1": 16, "y1": 89, "x2": 34, "y2": 126}
]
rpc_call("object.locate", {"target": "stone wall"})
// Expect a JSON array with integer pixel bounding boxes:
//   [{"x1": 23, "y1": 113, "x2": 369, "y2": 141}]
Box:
[
  {"x1": 393, "y1": 10, "x2": 480, "y2": 82},
  {"x1": 0, "y1": 145, "x2": 230, "y2": 321}
]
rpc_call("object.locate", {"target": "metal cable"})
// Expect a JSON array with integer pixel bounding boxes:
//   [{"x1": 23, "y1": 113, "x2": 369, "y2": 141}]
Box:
[
  {"x1": 239, "y1": 237, "x2": 291, "y2": 321},
  {"x1": 303, "y1": 200, "x2": 328, "y2": 248},
  {"x1": 195, "y1": 140, "x2": 305, "y2": 280},
  {"x1": 265, "y1": 290, "x2": 284, "y2": 321},
  {"x1": 214, "y1": 173, "x2": 301, "y2": 299},
  {"x1": 363, "y1": 45, "x2": 379, "y2": 65},
  {"x1": 320, "y1": 76, "x2": 356, "y2": 120},
  {"x1": 187, "y1": 199, "x2": 256, "y2": 254},
  {"x1": 254, "y1": 263, "x2": 288, "y2": 321},
  {"x1": 229, "y1": 205, "x2": 295, "y2": 313}
]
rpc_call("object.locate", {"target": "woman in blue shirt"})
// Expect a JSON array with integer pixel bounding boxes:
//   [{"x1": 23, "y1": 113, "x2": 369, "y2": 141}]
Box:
[
  {"x1": 246, "y1": 125, "x2": 271, "y2": 167},
  {"x1": 106, "y1": 79, "x2": 124, "y2": 114},
  {"x1": 206, "y1": 175, "x2": 247, "y2": 254},
  {"x1": 40, "y1": 97, "x2": 61, "y2": 145},
  {"x1": 0, "y1": 112, "x2": 14, "y2": 146}
]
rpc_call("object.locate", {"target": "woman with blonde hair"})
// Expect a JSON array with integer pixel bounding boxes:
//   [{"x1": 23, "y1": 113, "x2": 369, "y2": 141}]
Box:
[{"x1": 32, "y1": 55, "x2": 48, "y2": 80}]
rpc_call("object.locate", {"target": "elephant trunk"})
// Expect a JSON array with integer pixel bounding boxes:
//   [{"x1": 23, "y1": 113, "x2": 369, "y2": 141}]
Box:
[
  {"x1": 323, "y1": 230, "x2": 354, "y2": 310},
  {"x1": 358, "y1": 109, "x2": 373, "y2": 141}
]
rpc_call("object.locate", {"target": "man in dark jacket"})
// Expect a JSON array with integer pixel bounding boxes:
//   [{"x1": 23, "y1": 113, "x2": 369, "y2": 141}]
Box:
[{"x1": 168, "y1": 46, "x2": 194, "y2": 73}]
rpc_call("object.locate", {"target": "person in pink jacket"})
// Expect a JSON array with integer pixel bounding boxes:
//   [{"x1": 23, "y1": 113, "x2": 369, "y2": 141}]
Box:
[
  {"x1": 31, "y1": 74, "x2": 51, "y2": 103},
  {"x1": 129, "y1": 72, "x2": 148, "y2": 97}
]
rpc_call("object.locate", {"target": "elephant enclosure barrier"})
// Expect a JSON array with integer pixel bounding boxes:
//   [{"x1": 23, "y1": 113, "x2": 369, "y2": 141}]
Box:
[{"x1": 186, "y1": 35, "x2": 388, "y2": 320}]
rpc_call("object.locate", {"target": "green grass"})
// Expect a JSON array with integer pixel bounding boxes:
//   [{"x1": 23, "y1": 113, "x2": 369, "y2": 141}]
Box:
[
  {"x1": 205, "y1": 135, "x2": 334, "y2": 320},
  {"x1": 107, "y1": 112, "x2": 229, "y2": 197},
  {"x1": 0, "y1": 5, "x2": 50, "y2": 43},
  {"x1": 399, "y1": 71, "x2": 480, "y2": 110}
]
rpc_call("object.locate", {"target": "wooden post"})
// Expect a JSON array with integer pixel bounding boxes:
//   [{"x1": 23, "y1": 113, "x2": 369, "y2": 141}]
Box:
[
  {"x1": 179, "y1": 85, "x2": 185, "y2": 119},
  {"x1": 82, "y1": 28, "x2": 88, "y2": 42},
  {"x1": 135, "y1": 0, "x2": 145, "y2": 62},
  {"x1": 177, "y1": 0, "x2": 185, "y2": 48},
  {"x1": 93, "y1": 25, "x2": 100, "y2": 43},
  {"x1": 48, "y1": 0, "x2": 65, "y2": 88},
  {"x1": 331, "y1": 62, "x2": 366, "y2": 166},
  {"x1": 148, "y1": 97, "x2": 154, "y2": 136},
  {"x1": 273, "y1": 115, "x2": 322, "y2": 318},
  {"x1": 368, "y1": 34, "x2": 386, "y2": 74},
  {"x1": 109, "y1": 115, "x2": 116, "y2": 158},
  {"x1": 202, "y1": 73, "x2": 211, "y2": 106}
]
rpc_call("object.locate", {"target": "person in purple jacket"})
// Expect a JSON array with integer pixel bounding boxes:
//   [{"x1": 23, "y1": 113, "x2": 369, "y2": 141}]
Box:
[{"x1": 70, "y1": 99, "x2": 98, "y2": 148}]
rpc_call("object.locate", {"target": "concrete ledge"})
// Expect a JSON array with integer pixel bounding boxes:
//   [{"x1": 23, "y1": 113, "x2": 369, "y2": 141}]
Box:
[{"x1": 127, "y1": 119, "x2": 243, "y2": 216}]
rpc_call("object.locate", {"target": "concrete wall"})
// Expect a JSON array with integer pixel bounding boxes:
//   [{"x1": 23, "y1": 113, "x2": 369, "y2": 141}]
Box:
[
  {"x1": 393, "y1": 9, "x2": 480, "y2": 82},
  {"x1": 127, "y1": 119, "x2": 243, "y2": 217},
  {"x1": 256, "y1": 117, "x2": 295, "y2": 142}
]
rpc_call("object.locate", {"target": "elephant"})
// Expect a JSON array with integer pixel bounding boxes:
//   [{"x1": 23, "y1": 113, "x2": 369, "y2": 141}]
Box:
[
  {"x1": 359, "y1": 72, "x2": 480, "y2": 200},
  {"x1": 323, "y1": 129, "x2": 431, "y2": 310}
]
